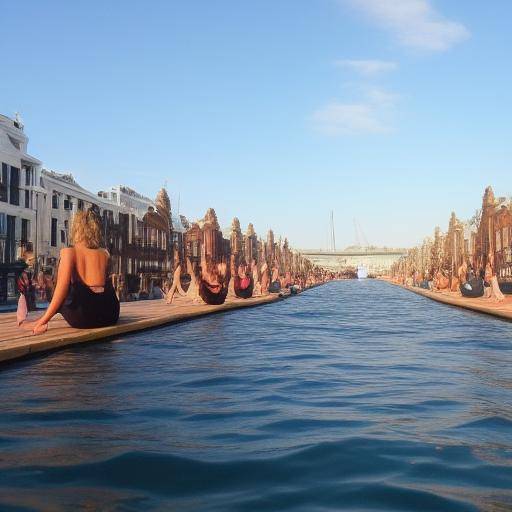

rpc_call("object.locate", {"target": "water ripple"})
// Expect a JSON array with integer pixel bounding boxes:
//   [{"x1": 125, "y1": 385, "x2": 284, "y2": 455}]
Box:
[{"x1": 1, "y1": 280, "x2": 512, "y2": 510}]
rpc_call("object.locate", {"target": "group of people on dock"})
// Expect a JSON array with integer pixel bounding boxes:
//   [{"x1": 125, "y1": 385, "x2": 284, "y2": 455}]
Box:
[
  {"x1": 17, "y1": 207, "x2": 331, "y2": 334},
  {"x1": 391, "y1": 186, "x2": 512, "y2": 302}
]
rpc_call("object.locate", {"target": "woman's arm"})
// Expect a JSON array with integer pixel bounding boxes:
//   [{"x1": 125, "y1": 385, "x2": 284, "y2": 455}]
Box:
[{"x1": 24, "y1": 248, "x2": 74, "y2": 333}]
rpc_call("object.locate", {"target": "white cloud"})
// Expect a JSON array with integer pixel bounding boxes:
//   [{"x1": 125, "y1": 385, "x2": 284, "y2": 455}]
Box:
[
  {"x1": 335, "y1": 59, "x2": 398, "y2": 75},
  {"x1": 365, "y1": 86, "x2": 399, "y2": 107},
  {"x1": 312, "y1": 87, "x2": 398, "y2": 135},
  {"x1": 345, "y1": 0, "x2": 469, "y2": 51},
  {"x1": 312, "y1": 103, "x2": 388, "y2": 135}
]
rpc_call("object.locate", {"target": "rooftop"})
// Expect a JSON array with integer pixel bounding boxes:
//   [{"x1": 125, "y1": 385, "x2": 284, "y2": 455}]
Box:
[
  {"x1": 117, "y1": 185, "x2": 153, "y2": 203},
  {"x1": 0, "y1": 113, "x2": 24, "y2": 132}
]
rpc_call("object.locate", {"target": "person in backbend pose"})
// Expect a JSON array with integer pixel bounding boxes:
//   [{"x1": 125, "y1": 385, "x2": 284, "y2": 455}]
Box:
[
  {"x1": 268, "y1": 263, "x2": 281, "y2": 293},
  {"x1": 20, "y1": 209, "x2": 119, "y2": 334},
  {"x1": 199, "y1": 254, "x2": 230, "y2": 305},
  {"x1": 433, "y1": 270, "x2": 449, "y2": 291},
  {"x1": 485, "y1": 253, "x2": 505, "y2": 302},
  {"x1": 260, "y1": 261, "x2": 270, "y2": 295},
  {"x1": 234, "y1": 261, "x2": 254, "y2": 299},
  {"x1": 460, "y1": 264, "x2": 484, "y2": 298},
  {"x1": 166, "y1": 250, "x2": 188, "y2": 304},
  {"x1": 251, "y1": 259, "x2": 261, "y2": 296},
  {"x1": 450, "y1": 271, "x2": 460, "y2": 292},
  {"x1": 457, "y1": 261, "x2": 468, "y2": 291}
]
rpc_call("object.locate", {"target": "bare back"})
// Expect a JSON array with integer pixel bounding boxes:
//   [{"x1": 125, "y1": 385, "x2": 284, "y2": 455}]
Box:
[{"x1": 71, "y1": 246, "x2": 110, "y2": 287}]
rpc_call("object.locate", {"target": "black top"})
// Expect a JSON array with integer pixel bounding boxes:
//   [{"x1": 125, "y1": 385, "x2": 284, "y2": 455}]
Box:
[
  {"x1": 60, "y1": 269, "x2": 120, "y2": 329},
  {"x1": 199, "y1": 280, "x2": 228, "y2": 305}
]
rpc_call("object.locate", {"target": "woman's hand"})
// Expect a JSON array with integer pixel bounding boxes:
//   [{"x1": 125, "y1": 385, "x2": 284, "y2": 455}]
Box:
[{"x1": 20, "y1": 317, "x2": 49, "y2": 335}]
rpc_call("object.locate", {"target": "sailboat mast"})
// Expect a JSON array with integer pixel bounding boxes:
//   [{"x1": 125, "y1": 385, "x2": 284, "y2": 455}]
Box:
[{"x1": 330, "y1": 211, "x2": 336, "y2": 253}]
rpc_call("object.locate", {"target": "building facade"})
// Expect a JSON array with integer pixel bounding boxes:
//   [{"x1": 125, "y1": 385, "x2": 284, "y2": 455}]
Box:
[
  {"x1": 0, "y1": 113, "x2": 176, "y2": 303},
  {"x1": 38, "y1": 169, "x2": 121, "y2": 270},
  {"x1": 0, "y1": 114, "x2": 43, "y2": 301}
]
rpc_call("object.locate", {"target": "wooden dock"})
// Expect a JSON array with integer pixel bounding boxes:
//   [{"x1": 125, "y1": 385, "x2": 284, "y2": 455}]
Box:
[
  {"x1": 384, "y1": 279, "x2": 512, "y2": 321},
  {"x1": 0, "y1": 292, "x2": 292, "y2": 365}
]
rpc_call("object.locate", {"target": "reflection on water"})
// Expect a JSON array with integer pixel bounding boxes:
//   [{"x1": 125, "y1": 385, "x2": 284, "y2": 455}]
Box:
[{"x1": 1, "y1": 280, "x2": 512, "y2": 511}]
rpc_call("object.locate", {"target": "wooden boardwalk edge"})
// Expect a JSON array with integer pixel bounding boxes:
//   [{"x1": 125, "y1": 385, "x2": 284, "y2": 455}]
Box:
[
  {"x1": 381, "y1": 279, "x2": 512, "y2": 322},
  {"x1": 0, "y1": 286, "x2": 324, "y2": 366}
]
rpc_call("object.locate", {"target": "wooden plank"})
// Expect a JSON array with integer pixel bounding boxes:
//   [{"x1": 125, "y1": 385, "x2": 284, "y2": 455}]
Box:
[{"x1": 0, "y1": 291, "x2": 297, "y2": 365}]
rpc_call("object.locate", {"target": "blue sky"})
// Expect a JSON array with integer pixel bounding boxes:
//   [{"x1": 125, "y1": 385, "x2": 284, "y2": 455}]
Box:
[{"x1": 2, "y1": 0, "x2": 511, "y2": 249}]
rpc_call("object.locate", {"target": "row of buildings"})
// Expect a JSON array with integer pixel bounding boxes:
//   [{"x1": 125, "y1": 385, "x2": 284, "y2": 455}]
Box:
[
  {"x1": 391, "y1": 186, "x2": 512, "y2": 290},
  {"x1": 0, "y1": 113, "x2": 316, "y2": 304},
  {"x1": 0, "y1": 113, "x2": 187, "y2": 303}
]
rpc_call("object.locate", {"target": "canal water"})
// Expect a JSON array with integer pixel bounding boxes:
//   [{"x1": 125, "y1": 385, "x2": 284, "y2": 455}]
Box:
[{"x1": 1, "y1": 280, "x2": 512, "y2": 511}]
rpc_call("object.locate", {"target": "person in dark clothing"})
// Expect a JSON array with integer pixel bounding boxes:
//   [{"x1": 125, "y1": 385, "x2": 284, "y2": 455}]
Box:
[
  {"x1": 460, "y1": 266, "x2": 485, "y2": 298},
  {"x1": 20, "y1": 209, "x2": 119, "y2": 334},
  {"x1": 198, "y1": 257, "x2": 230, "y2": 305}
]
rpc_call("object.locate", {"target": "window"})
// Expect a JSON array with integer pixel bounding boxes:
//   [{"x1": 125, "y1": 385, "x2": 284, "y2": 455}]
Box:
[
  {"x1": 52, "y1": 192, "x2": 59, "y2": 209},
  {"x1": 21, "y1": 219, "x2": 29, "y2": 243},
  {"x1": 78, "y1": 199, "x2": 84, "y2": 210},
  {"x1": 0, "y1": 163, "x2": 7, "y2": 202},
  {"x1": 60, "y1": 230, "x2": 66, "y2": 244},
  {"x1": 9, "y1": 166, "x2": 20, "y2": 206},
  {"x1": 5, "y1": 216, "x2": 15, "y2": 263},
  {"x1": 25, "y1": 189, "x2": 30, "y2": 208},
  {"x1": 64, "y1": 195, "x2": 72, "y2": 210},
  {"x1": 0, "y1": 213, "x2": 6, "y2": 236},
  {"x1": 25, "y1": 167, "x2": 33, "y2": 186},
  {"x1": 51, "y1": 218, "x2": 57, "y2": 247}
]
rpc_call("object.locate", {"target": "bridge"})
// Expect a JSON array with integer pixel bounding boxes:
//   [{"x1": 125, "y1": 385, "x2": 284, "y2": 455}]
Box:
[{"x1": 300, "y1": 248, "x2": 408, "y2": 273}]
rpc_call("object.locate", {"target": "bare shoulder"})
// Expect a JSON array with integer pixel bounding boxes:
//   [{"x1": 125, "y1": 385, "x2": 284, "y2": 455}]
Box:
[
  {"x1": 58, "y1": 247, "x2": 76, "y2": 272},
  {"x1": 60, "y1": 247, "x2": 75, "y2": 261}
]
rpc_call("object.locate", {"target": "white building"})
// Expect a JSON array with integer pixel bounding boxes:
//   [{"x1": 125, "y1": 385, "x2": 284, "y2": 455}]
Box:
[
  {"x1": 39, "y1": 172, "x2": 175, "y2": 282},
  {"x1": 38, "y1": 169, "x2": 123, "y2": 267},
  {"x1": 98, "y1": 185, "x2": 154, "y2": 219},
  {"x1": 0, "y1": 113, "x2": 43, "y2": 300},
  {"x1": 0, "y1": 112, "x2": 176, "y2": 302}
]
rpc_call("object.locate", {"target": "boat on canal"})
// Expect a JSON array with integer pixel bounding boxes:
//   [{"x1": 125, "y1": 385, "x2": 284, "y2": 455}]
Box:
[{"x1": 357, "y1": 265, "x2": 368, "y2": 279}]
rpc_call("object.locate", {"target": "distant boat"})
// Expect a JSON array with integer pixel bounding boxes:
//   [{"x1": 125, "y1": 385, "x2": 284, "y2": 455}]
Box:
[{"x1": 357, "y1": 265, "x2": 368, "y2": 280}]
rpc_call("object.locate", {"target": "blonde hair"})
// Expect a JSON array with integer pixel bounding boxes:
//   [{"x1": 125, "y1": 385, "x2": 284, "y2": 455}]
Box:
[{"x1": 70, "y1": 210, "x2": 103, "y2": 249}]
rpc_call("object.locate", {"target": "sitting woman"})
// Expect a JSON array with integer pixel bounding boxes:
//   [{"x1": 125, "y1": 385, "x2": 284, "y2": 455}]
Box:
[
  {"x1": 460, "y1": 267, "x2": 485, "y2": 298},
  {"x1": 21, "y1": 209, "x2": 120, "y2": 334},
  {"x1": 198, "y1": 250, "x2": 230, "y2": 305},
  {"x1": 234, "y1": 261, "x2": 254, "y2": 299}
]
